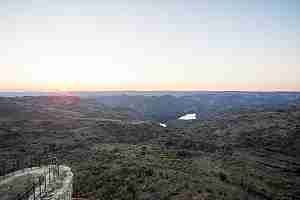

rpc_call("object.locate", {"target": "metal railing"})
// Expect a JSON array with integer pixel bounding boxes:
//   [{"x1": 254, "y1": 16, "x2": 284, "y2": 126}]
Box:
[
  {"x1": 0, "y1": 156, "x2": 60, "y2": 200},
  {"x1": 0, "y1": 155, "x2": 56, "y2": 177}
]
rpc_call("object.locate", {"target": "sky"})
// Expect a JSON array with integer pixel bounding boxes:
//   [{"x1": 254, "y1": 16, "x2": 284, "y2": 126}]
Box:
[{"x1": 0, "y1": 0, "x2": 299, "y2": 91}]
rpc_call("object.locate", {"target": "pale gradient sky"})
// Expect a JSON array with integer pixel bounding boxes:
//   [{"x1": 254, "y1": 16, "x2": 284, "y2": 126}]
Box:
[{"x1": 0, "y1": 0, "x2": 299, "y2": 91}]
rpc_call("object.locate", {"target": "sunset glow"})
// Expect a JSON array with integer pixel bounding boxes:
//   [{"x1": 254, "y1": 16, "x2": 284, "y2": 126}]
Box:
[{"x1": 1, "y1": 1, "x2": 300, "y2": 91}]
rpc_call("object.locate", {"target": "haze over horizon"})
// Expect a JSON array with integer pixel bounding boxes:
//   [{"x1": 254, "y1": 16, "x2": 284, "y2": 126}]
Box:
[{"x1": 1, "y1": 0, "x2": 300, "y2": 91}]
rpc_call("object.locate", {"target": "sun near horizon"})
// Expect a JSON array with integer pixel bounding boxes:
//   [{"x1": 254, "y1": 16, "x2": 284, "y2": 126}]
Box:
[{"x1": 1, "y1": 1, "x2": 300, "y2": 92}]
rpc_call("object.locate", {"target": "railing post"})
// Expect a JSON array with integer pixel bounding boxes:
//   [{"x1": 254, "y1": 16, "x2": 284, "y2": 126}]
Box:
[
  {"x1": 33, "y1": 182, "x2": 36, "y2": 200},
  {"x1": 53, "y1": 165, "x2": 56, "y2": 182},
  {"x1": 57, "y1": 164, "x2": 59, "y2": 177},
  {"x1": 39, "y1": 176, "x2": 42, "y2": 197},
  {"x1": 1, "y1": 161, "x2": 5, "y2": 176},
  {"x1": 44, "y1": 171, "x2": 47, "y2": 192},
  {"x1": 49, "y1": 166, "x2": 51, "y2": 183}
]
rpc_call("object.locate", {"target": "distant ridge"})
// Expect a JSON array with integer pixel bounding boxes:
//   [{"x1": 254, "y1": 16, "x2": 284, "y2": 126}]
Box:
[{"x1": 1, "y1": 91, "x2": 300, "y2": 97}]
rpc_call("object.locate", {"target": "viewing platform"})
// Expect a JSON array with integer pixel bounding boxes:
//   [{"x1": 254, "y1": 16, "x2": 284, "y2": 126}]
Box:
[{"x1": 0, "y1": 159, "x2": 73, "y2": 200}]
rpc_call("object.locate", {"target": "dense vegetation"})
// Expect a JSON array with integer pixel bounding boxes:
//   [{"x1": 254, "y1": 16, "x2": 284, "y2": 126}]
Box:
[
  {"x1": 0, "y1": 93, "x2": 299, "y2": 199},
  {"x1": 94, "y1": 92, "x2": 300, "y2": 121}
]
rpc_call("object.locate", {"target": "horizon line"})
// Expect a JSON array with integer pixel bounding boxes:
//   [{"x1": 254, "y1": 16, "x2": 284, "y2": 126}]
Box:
[{"x1": 1, "y1": 90, "x2": 300, "y2": 93}]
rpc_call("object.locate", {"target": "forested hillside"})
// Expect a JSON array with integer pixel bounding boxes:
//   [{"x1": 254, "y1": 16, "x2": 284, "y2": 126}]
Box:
[{"x1": 0, "y1": 94, "x2": 299, "y2": 199}]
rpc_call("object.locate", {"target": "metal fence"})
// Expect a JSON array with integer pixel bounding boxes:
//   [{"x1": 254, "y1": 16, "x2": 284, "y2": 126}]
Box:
[
  {"x1": 0, "y1": 155, "x2": 56, "y2": 177},
  {"x1": 17, "y1": 166, "x2": 60, "y2": 200},
  {"x1": 0, "y1": 156, "x2": 60, "y2": 200}
]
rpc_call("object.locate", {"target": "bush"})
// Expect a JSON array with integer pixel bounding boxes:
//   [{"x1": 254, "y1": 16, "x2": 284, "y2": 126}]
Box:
[{"x1": 218, "y1": 171, "x2": 228, "y2": 182}]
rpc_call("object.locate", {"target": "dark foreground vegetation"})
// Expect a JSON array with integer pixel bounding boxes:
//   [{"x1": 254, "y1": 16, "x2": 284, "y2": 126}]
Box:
[{"x1": 0, "y1": 92, "x2": 299, "y2": 200}]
